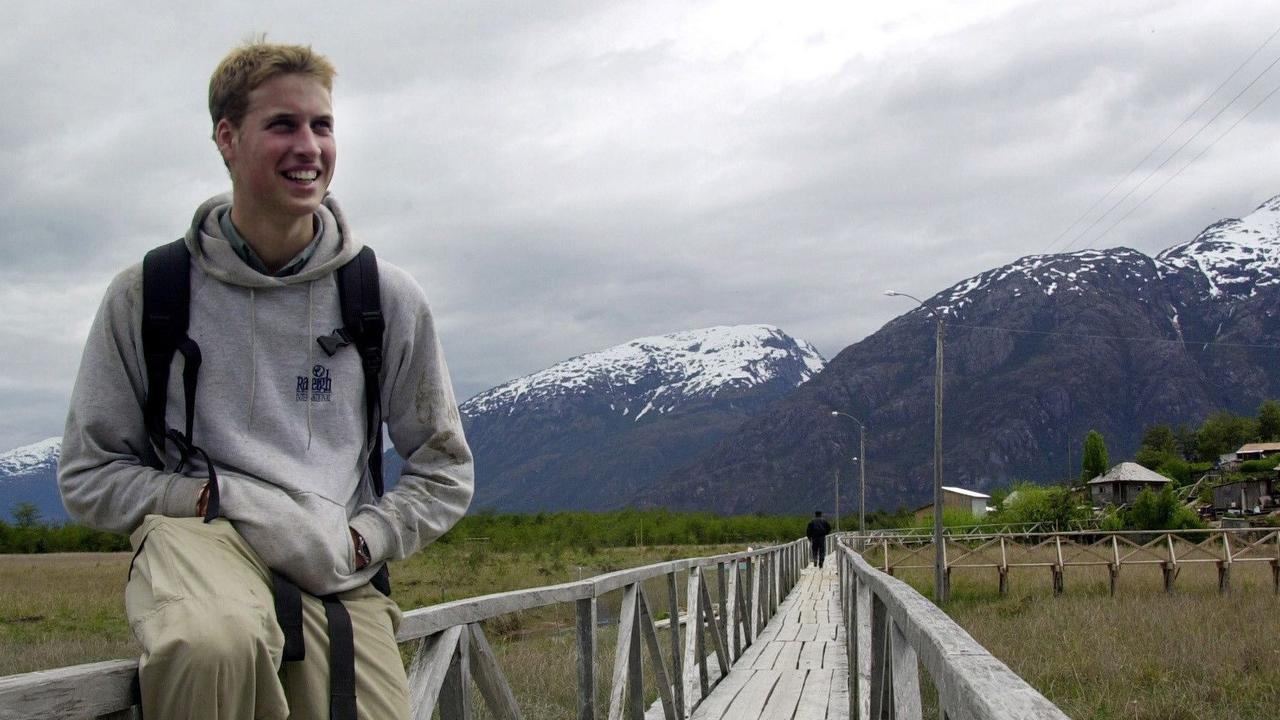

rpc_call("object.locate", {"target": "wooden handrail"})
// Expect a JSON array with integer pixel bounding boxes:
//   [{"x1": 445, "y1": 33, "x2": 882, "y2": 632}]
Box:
[
  {"x1": 0, "y1": 540, "x2": 811, "y2": 720},
  {"x1": 836, "y1": 537, "x2": 1070, "y2": 719}
]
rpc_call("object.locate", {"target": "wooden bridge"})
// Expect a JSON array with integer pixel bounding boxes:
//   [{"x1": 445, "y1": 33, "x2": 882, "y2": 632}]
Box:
[{"x1": 0, "y1": 535, "x2": 1068, "y2": 719}]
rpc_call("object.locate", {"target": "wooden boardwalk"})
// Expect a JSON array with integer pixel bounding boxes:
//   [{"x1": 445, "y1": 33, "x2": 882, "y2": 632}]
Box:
[{"x1": 677, "y1": 563, "x2": 848, "y2": 720}]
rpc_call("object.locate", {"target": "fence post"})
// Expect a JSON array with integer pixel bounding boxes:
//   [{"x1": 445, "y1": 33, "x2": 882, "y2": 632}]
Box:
[
  {"x1": 889, "y1": 618, "x2": 923, "y2": 719},
  {"x1": 665, "y1": 571, "x2": 684, "y2": 719},
  {"x1": 716, "y1": 562, "x2": 729, "y2": 659},
  {"x1": 576, "y1": 597, "x2": 597, "y2": 720},
  {"x1": 869, "y1": 592, "x2": 891, "y2": 720}
]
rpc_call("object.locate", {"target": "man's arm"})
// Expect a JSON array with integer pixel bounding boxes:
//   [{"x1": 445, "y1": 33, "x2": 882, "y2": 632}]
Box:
[
  {"x1": 58, "y1": 265, "x2": 206, "y2": 533},
  {"x1": 346, "y1": 265, "x2": 474, "y2": 566}
]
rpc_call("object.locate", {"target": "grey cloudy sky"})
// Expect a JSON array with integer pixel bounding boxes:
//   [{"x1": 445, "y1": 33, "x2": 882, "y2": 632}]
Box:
[{"x1": 3, "y1": 0, "x2": 1280, "y2": 451}]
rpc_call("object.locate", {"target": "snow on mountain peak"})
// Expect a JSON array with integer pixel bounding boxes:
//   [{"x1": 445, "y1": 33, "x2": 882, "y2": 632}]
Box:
[
  {"x1": 1156, "y1": 195, "x2": 1280, "y2": 299},
  {"x1": 461, "y1": 325, "x2": 826, "y2": 420},
  {"x1": 928, "y1": 247, "x2": 1156, "y2": 317},
  {"x1": 0, "y1": 437, "x2": 61, "y2": 477}
]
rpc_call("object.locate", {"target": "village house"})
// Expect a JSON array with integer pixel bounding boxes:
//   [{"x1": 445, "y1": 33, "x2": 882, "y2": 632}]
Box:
[
  {"x1": 1087, "y1": 462, "x2": 1170, "y2": 507},
  {"x1": 1234, "y1": 442, "x2": 1280, "y2": 462},
  {"x1": 1211, "y1": 476, "x2": 1275, "y2": 514},
  {"x1": 913, "y1": 486, "x2": 991, "y2": 522}
]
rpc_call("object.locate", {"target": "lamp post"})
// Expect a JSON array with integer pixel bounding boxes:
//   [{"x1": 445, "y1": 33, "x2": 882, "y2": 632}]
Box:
[
  {"x1": 830, "y1": 411, "x2": 866, "y2": 536},
  {"x1": 885, "y1": 290, "x2": 948, "y2": 603}
]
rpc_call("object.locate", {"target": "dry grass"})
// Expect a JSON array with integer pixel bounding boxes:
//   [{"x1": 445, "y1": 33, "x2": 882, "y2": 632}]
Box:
[{"x1": 889, "y1": 559, "x2": 1280, "y2": 720}]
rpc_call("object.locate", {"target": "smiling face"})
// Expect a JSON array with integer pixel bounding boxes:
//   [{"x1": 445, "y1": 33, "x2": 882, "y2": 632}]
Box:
[{"x1": 215, "y1": 72, "x2": 335, "y2": 227}]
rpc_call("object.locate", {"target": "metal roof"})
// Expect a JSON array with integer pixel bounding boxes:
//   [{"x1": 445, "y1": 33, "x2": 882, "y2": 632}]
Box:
[
  {"x1": 1086, "y1": 462, "x2": 1171, "y2": 485},
  {"x1": 941, "y1": 486, "x2": 991, "y2": 499}
]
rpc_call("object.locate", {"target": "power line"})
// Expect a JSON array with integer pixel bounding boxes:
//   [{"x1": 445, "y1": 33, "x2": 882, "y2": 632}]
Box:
[
  {"x1": 1090, "y1": 78, "x2": 1280, "y2": 245},
  {"x1": 1043, "y1": 23, "x2": 1280, "y2": 255},
  {"x1": 946, "y1": 321, "x2": 1280, "y2": 350},
  {"x1": 1059, "y1": 43, "x2": 1280, "y2": 254}
]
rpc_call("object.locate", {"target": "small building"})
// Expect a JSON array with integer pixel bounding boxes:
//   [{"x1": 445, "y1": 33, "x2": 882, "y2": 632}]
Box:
[
  {"x1": 1212, "y1": 477, "x2": 1275, "y2": 513},
  {"x1": 913, "y1": 486, "x2": 990, "y2": 521},
  {"x1": 1235, "y1": 442, "x2": 1280, "y2": 462},
  {"x1": 1087, "y1": 462, "x2": 1170, "y2": 507}
]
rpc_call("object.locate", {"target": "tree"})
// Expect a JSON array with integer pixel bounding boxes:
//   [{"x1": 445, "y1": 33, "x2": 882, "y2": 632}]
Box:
[
  {"x1": 1135, "y1": 424, "x2": 1176, "y2": 470},
  {"x1": 1258, "y1": 400, "x2": 1280, "y2": 442},
  {"x1": 1197, "y1": 411, "x2": 1257, "y2": 461},
  {"x1": 10, "y1": 502, "x2": 41, "y2": 528},
  {"x1": 1081, "y1": 429, "x2": 1109, "y2": 482},
  {"x1": 1125, "y1": 486, "x2": 1203, "y2": 531}
]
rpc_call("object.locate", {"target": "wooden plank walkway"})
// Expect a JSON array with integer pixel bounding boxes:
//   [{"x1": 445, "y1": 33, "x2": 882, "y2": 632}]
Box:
[{"x1": 676, "y1": 563, "x2": 848, "y2": 720}]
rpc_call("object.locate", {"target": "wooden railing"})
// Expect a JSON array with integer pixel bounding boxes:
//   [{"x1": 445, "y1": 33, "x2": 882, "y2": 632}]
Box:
[
  {"x1": 863, "y1": 527, "x2": 1280, "y2": 595},
  {"x1": 0, "y1": 539, "x2": 811, "y2": 720},
  {"x1": 835, "y1": 536, "x2": 1069, "y2": 719}
]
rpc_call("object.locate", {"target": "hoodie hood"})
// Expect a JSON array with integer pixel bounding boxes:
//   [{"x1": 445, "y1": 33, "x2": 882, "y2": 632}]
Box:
[{"x1": 186, "y1": 193, "x2": 364, "y2": 288}]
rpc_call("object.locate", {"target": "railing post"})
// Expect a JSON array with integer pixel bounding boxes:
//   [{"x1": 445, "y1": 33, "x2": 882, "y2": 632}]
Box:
[
  {"x1": 628, "y1": 595, "x2": 644, "y2": 720},
  {"x1": 854, "y1": 566, "x2": 872, "y2": 720},
  {"x1": 440, "y1": 622, "x2": 473, "y2": 720},
  {"x1": 682, "y1": 566, "x2": 705, "y2": 710},
  {"x1": 666, "y1": 571, "x2": 684, "y2": 719},
  {"x1": 716, "y1": 561, "x2": 729, "y2": 660},
  {"x1": 749, "y1": 554, "x2": 762, "y2": 634},
  {"x1": 889, "y1": 618, "x2": 923, "y2": 719},
  {"x1": 576, "y1": 597, "x2": 598, "y2": 720},
  {"x1": 869, "y1": 592, "x2": 891, "y2": 720}
]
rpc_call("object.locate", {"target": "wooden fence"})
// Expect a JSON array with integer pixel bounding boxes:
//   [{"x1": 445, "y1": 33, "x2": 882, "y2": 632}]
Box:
[
  {"x1": 0, "y1": 539, "x2": 811, "y2": 720},
  {"x1": 862, "y1": 527, "x2": 1280, "y2": 596},
  {"x1": 836, "y1": 536, "x2": 1069, "y2": 719}
]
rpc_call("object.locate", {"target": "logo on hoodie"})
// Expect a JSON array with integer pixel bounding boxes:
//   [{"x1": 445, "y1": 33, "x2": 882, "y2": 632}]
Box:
[{"x1": 297, "y1": 364, "x2": 333, "y2": 402}]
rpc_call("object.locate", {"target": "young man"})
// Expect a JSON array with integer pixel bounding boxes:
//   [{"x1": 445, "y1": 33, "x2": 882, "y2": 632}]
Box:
[
  {"x1": 806, "y1": 510, "x2": 832, "y2": 568},
  {"x1": 58, "y1": 41, "x2": 473, "y2": 719}
]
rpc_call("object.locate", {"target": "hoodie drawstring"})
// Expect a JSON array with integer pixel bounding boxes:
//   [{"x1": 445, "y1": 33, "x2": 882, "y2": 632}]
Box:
[
  {"x1": 306, "y1": 280, "x2": 315, "y2": 450},
  {"x1": 247, "y1": 288, "x2": 258, "y2": 429}
]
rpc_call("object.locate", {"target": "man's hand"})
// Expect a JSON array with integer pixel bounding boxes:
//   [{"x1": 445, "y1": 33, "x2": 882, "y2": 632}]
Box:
[
  {"x1": 196, "y1": 483, "x2": 210, "y2": 517},
  {"x1": 351, "y1": 527, "x2": 371, "y2": 570}
]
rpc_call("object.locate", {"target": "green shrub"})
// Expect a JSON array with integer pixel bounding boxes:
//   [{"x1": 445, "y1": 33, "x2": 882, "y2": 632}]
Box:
[{"x1": 1240, "y1": 454, "x2": 1280, "y2": 473}]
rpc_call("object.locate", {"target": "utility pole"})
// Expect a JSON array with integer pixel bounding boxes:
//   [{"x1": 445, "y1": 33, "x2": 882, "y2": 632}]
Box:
[{"x1": 886, "y1": 290, "x2": 948, "y2": 603}]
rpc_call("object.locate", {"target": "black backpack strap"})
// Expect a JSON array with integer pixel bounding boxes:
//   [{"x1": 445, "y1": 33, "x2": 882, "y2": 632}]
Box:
[
  {"x1": 322, "y1": 595, "x2": 358, "y2": 720},
  {"x1": 329, "y1": 246, "x2": 386, "y2": 496},
  {"x1": 142, "y1": 239, "x2": 191, "y2": 453},
  {"x1": 272, "y1": 572, "x2": 306, "y2": 662},
  {"x1": 142, "y1": 238, "x2": 220, "y2": 522}
]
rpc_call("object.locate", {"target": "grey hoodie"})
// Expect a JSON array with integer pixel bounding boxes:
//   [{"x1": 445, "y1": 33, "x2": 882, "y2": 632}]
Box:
[{"x1": 59, "y1": 193, "x2": 474, "y2": 595}]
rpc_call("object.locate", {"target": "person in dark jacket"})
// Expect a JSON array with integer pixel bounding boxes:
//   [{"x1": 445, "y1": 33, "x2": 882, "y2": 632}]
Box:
[{"x1": 806, "y1": 511, "x2": 832, "y2": 568}]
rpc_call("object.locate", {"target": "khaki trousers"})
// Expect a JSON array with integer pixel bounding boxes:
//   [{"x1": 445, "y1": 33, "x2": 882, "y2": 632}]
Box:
[{"x1": 125, "y1": 515, "x2": 410, "y2": 720}]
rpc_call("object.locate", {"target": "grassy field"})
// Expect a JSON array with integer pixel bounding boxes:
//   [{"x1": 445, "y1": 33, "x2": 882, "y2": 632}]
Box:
[
  {"x1": 891, "y1": 559, "x2": 1280, "y2": 720},
  {"x1": 6, "y1": 541, "x2": 1280, "y2": 719}
]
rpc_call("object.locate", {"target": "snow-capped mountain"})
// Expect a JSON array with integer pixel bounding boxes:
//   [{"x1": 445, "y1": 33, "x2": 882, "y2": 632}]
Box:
[
  {"x1": 649, "y1": 197, "x2": 1280, "y2": 514},
  {"x1": 462, "y1": 324, "x2": 824, "y2": 421},
  {"x1": 1157, "y1": 196, "x2": 1280, "y2": 300},
  {"x1": 0, "y1": 437, "x2": 66, "y2": 523},
  {"x1": 0, "y1": 437, "x2": 60, "y2": 477},
  {"x1": 452, "y1": 325, "x2": 826, "y2": 511}
]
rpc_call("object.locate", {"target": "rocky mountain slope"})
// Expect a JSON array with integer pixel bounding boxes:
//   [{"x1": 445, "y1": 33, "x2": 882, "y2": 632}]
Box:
[
  {"x1": 643, "y1": 197, "x2": 1280, "y2": 514},
  {"x1": 452, "y1": 325, "x2": 825, "y2": 511}
]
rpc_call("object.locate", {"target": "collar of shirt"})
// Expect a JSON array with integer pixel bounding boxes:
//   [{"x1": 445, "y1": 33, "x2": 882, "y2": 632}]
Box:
[{"x1": 218, "y1": 207, "x2": 325, "y2": 278}]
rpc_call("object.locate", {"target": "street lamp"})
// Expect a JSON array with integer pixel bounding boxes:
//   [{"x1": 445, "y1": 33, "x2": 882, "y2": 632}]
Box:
[
  {"x1": 885, "y1": 289, "x2": 948, "y2": 603},
  {"x1": 830, "y1": 411, "x2": 866, "y2": 537}
]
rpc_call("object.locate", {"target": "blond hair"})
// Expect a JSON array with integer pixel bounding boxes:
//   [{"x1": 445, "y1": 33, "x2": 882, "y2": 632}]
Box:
[{"x1": 208, "y1": 38, "x2": 336, "y2": 139}]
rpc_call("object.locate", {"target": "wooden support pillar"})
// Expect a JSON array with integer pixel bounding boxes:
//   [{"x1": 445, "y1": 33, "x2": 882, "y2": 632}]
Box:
[
  {"x1": 627, "y1": 597, "x2": 644, "y2": 720},
  {"x1": 440, "y1": 623, "x2": 473, "y2": 720},
  {"x1": 1108, "y1": 564, "x2": 1119, "y2": 597},
  {"x1": 665, "y1": 572, "x2": 684, "y2": 720},
  {"x1": 889, "y1": 618, "x2": 923, "y2": 719},
  {"x1": 869, "y1": 593, "x2": 892, "y2": 720},
  {"x1": 715, "y1": 562, "x2": 729, "y2": 661},
  {"x1": 1051, "y1": 565, "x2": 1064, "y2": 596},
  {"x1": 854, "y1": 576, "x2": 872, "y2": 720},
  {"x1": 998, "y1": 567, "x2": 1009, "y2": 597},
  {"x1": 576, "y1": 597, "x2": 597, "y2": 720},
  {"x1": 1217, "y1": 562, "x2": 1231, "y2": 594},
  {"x1": 1161, "y1": 562, "x2": 1176, "y2": 594},
  {"x1": 1272, "y1": 560, "x2": 1280, "y2": 595}
]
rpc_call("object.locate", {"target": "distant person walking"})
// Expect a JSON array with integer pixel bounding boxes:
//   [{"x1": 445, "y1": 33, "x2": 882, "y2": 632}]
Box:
[{"x1": 806, "y1": 511, "x2": 832, "y2": 568}]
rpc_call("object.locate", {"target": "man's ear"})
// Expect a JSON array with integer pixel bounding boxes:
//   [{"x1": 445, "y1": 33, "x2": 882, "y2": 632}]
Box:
[{"x1": 214, "y1": 118, "x2": 237, "y2": 165}]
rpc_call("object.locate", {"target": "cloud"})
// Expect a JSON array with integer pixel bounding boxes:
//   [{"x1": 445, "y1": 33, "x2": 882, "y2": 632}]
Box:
[{"x1": 2, "y1": 0, "x2": 1280, "y2": 448}]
